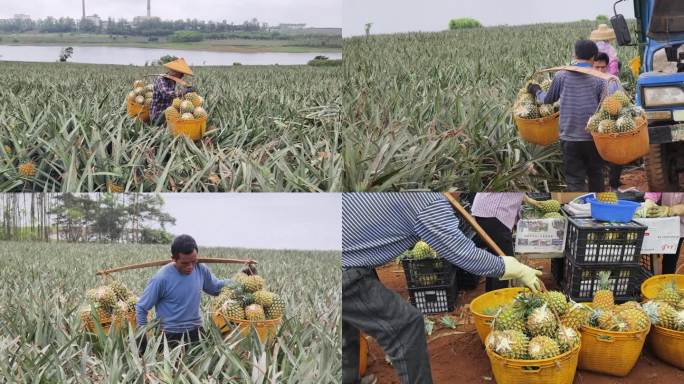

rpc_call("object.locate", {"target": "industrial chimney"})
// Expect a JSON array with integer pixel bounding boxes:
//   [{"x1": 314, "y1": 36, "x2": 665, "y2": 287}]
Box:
[
  {"x1": 147, "y1": 0, "x2": 151, "y2": 17},
  {"x1": 82, "y1": 0, "x2": 86, "y2": 19}
]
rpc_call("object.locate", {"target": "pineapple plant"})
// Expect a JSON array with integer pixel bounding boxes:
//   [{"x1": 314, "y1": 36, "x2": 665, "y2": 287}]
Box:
[{"x1": 592, "y1": 271, "x2": 614, "y2": 311}]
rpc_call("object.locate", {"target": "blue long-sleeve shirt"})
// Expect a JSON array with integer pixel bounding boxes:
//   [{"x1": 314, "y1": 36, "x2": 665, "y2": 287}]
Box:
[
  {"x1": 342, "y1": 193, "x2": 505, "y2": 278},
  {"x1": 136, "y1": 263, "x2": 228, "y2": 333},
  {"x1": 535, "y1": 62, "x2": 610, "y2": 142}
]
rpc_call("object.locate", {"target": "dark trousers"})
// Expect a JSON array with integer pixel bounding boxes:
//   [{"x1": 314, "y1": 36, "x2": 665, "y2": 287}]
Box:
[
  {"x1": 342, "y1": 268, "x2": 432, "y2": 384},
  {"x1": 138, "y1": 327, "x2": 204, "y2": 355},
  {"x1": 608, "y1": 164, "x2": 623, "y2": 189},
  {"x1": 663, "y1": 238, "x2": 684, "y2": 274},
  {"x1": 560, "y1": 140, "x2": 605, "y2": 192},
  {"x1": 474, "y1": 217, "x2": 515, "y2": 291}
]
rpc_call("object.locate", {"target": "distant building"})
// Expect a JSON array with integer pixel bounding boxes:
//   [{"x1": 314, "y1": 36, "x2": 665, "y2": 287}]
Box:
[
  {"x1": 86, "y1": 14, "x2": 101, "y2": 27},
  {"x1": 133, "y1": 16, "x2": 159, "y2": 25},
  {"x1": 13, "y1": 14, "x2": 31, "y2": 20},
  {"x1": 276, "y1": 23, "x2": 306, "y2": 30}
]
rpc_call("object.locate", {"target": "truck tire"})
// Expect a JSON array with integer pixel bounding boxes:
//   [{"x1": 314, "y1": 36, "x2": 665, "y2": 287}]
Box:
[{"x1": 645, "y1": 143, "x2": 678, "y2": 191}]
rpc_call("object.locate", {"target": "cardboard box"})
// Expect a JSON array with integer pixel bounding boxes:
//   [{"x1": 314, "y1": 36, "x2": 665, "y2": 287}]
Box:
[
  {"x1": 551, "y1": 192, "x2": 586, "y2": 204},
  {"x1": 633, "y1": 217, "x2": 681, "y2": 255}
]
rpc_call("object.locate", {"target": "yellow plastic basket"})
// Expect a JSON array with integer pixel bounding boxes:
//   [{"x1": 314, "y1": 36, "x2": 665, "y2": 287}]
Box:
[
  {"x1": 126, "y1": 98, "x2": 150, "y2": 122},
  {"x1": 578, "y1": 323, "x2": 649, "y2": 377},
  {"x1": 513, "y1": 112, "x2": 560, "y2": 146},
  {"x1": 85, "y1": 312, "x2": 137, "y2": 334},
  {"x1": 212, "y1": 311, "x2": 281, "y2": 343},
  {"x1": 359, "y1": 333, "x2": 368, "y2": 377},
  {"x1": 486, "y1": 343, "x2": 580, "y2": 384},
  {"x1": 470, "y1": 287, "x2": 529, "y2": 344},
  {"x1": 648, "y1": 325, "x2": 684, "y2": 369},
  {"x1": 640, "y1": 274, "x2": 684, "y2": 300},
  {"x1": 168, "y1": 115, "x2": 208, "y2": 141}
]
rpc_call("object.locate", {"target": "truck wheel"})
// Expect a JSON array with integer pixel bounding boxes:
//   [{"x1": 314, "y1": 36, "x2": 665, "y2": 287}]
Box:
[{"x1": 645, "y1": 143, "x2": 678, "y2": 191}]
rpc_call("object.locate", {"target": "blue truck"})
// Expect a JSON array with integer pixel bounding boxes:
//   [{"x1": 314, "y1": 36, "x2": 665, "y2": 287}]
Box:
[{"x1": 613, "y1": 0, "x2": 684, "y2": 190}]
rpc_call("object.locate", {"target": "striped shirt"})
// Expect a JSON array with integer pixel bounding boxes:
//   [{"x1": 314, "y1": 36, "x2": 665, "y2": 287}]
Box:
[
  {"x1": 151, "y1": 76, "x2": 177, "y2": 122},
  {"x1": 342, "y1": 193, "x2": 505, "y2": 278},
  {"x1": 471, "y1": 193, "x2": 524, "y2": 230},
  {"x1": 536, "y1": 62, "x2": 606, "y2": 142}
]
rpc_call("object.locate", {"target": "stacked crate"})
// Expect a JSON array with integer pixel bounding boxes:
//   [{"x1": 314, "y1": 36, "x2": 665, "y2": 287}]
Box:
[
  {"x1": 554, "y1": 217, "x2": 651, "y2": 303},
  {"x1": 402, "y1": 258, "x2": 457, "y2": 314}
]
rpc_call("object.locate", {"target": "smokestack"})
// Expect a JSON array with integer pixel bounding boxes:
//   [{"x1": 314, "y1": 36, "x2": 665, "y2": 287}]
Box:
[
  {"x1": 147, "y1": 0, "x2": 151, "y2": 17},
  {"x1": 82, "y1": 0, "x2": 86, "y2": 19}
]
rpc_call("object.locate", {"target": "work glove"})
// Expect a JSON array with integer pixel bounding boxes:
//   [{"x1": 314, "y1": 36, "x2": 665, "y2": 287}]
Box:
[
  {"x1": 652, "y1": 204, "x2": 684, "y2": 217},
  {"x1": 527, "y1": 83, "x2": 542, "y2": 96},
  {"x1": 672, "y1": 205, "x2": 684, "y2": 216},
  {"x1": 241, "y1": 263, "x2": 257, "y2": 276},
  {"x1": 500, "y1": 256, "x2": 543, "y2": 293}
]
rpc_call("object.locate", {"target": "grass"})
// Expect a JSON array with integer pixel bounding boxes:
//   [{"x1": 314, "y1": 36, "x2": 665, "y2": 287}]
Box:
[
  {"x1": 0, "y1": 33, "x2": 342, "y2": 53},
  {"x1": 342, "y1": 21, "x2": 639, "y2": 191},
  {"x1": 0, "y1": 241, "x2": 341, "y2": 383},
  {"x1": 0, "y1": 61, "x2": 341, "y2": 192}
]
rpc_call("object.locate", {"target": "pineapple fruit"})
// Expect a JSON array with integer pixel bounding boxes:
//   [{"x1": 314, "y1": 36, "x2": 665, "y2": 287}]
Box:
[
  {"x1": 486, "y1": 330, "x2": 529, "y2": 359},
  {"x1": 592, "y1": 271, "x2": 614, "y2": 311},
  {"x1": 127, "y1": 80, "x2": 154, "y2": 107},
  {"x1": 514, "y1": 79, "x2": 556, "y2": 120},
  {"x1": 210, "y1": 273, "x2": 285, "y2": 322},
  {"x1": 586, "y1": 91, "x2": 643, "y2": 135},
  {"x1": 596, "y1": 192, "x2": 618, "y2": 204},
  {"x1": 641, "y1": 280, "x2": 684, "y2": 331},
  {"x1": 163, "y1": 91, "x2": 208, "y2": 123},
  {"x1": 528, "y1": 336, "x2": 561, "y2": 360},
  {"x1": 82, "y1": 280, "x2": 137, "y2": 331}
]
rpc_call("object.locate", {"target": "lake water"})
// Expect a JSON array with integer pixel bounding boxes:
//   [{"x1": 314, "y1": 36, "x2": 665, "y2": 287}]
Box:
[{"x1": 0, "y1": 45, "x2": 341, "y2": 66}]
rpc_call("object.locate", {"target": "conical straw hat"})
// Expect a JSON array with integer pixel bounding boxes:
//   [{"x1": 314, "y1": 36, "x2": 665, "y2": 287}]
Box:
[
  {"x1": 163, "y1": 58, "x2": 193, "y2": 76},
  {"x1": 590, "y1": 24, "x2": 616, "y2": 41}
]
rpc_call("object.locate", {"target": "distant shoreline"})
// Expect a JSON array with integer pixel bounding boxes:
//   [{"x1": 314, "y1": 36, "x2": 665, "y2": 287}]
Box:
[{"x1": 0, "y1": 33, "x2": 341, "y2": 53}]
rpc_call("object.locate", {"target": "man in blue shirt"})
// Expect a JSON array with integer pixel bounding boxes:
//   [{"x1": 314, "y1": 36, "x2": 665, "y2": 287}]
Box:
[
  {"x1": 136, "y1": 234, "x2": 253, "y2": 352},
  {"x1": 527, "y1": 40, "x2": 611, "y2": 192},
  {"x1": 342, "y1": 193, "x2": 543, "y2": 384}
]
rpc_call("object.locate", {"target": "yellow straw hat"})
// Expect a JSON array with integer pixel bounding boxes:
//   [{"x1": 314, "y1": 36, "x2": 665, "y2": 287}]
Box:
[
  {"x1": 590, "y1": 24, "x2": 616, "y2": 41},
  {"x1": 163, "y1": 58, "x2": 193, "y2": 76}
]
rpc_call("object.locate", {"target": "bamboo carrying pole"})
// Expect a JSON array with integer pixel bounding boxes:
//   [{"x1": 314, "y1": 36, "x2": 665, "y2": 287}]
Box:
[{"x1": 96, "y1": 257, "x2": 257, "y2": 276}]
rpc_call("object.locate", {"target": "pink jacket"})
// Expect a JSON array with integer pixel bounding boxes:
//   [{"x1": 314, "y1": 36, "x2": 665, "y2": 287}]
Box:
[
  {"x1": 596, "y1": 41, "x2": 620, "y2": 76},
  {"x1": 644, "y1": 193, "x2": 684, "y2": 237}
]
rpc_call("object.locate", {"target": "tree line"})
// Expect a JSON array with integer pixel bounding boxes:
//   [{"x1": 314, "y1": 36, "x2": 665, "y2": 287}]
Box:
[{"x1": 0, "y1": 193, "x2": 176, "y2": 244}]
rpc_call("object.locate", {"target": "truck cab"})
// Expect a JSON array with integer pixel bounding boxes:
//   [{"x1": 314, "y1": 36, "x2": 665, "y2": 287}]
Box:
[{"x1": 615, "y1": 0, "x2": 684, "y2": 190}]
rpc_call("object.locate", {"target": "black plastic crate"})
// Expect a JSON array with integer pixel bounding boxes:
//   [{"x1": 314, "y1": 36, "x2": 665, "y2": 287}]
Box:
[
  {"x1": 402, "y1": 258, "x2": 456, "y2": 288},
  {"x1": 455, "y1": 267, "x2": 481, "y2": 290},
  {"x1": 551, "y1": 257, "x2": 564, "y2": 285},
  {"x1": 408, "y1": 276, "x2": 457, "y2": 314},
  {"x1": 560, "y1": 257, "x2": 651, "y2": 303},
  {"x1": 565, "y1": 217, "x2": 647, "y2": 265}
]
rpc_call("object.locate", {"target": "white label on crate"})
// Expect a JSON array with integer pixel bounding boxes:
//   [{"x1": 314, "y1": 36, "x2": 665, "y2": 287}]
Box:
[
  {"x1": 515, "y1": 218, "x2": 568, "y2": 253},
  {"x1": 633, "y1": 217, "x2": 681, "y2": 255}
]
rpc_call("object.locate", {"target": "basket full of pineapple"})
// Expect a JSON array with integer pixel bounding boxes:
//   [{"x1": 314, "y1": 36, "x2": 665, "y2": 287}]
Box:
[
  {"x1": 640, "y1": 275, "x2": 684, "y2": 369},
  {"x1": 210, "y1": 272, "x2": 285, "y2": 343},
  {"x1": 164, "y1": 92, "x2": 208, "y2": 141},
  {"x1": 126, "y1": 80, "x2": 153, "y2": 122},
  {"x1": 80, "y1": 279, "x2": 140, "y2": 334},
  {"x1": 513, "y1": 72, "x2": 560, "y2": 146},
  {"x1": 586, "y1": 90, "x2": 650, "y2": 164},
  {"x1": 577, "y1": 271, "x2": 651, "y2": 377},
  {"x1": 483, "y1": 290, "x2": 582, "y2": 384}
]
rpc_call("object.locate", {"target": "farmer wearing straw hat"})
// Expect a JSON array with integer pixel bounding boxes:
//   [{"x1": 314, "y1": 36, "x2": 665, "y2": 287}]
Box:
[
  {"x1": 150, "y1": 57, "x2": 195, "y2": 125},
  {"x1": 136, "y1": 234, "x2": 256, "y2": 354},
  {"x1": 590, "y1": 24, "x2": 620, "y2": 76},
  {"x1": 341, "y1": 193, "x2": 543, "y2": 384}
]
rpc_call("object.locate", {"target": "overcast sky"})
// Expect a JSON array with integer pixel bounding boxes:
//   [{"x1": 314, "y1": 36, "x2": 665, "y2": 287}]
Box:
[
  {"x1": 1, "y1": 0, "x2": 341, "y2": 28},
  {"x1": 159, "y1": 193, "x2": 341, "y2": 251},
  {"x1": 344, "y1": 0, "x2": 636, "y2": 37}
]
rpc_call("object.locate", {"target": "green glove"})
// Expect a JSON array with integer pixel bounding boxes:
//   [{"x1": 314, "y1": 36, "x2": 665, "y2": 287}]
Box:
[{"x1": 500, "y1": 256, "x2": 543, "y2": 293}]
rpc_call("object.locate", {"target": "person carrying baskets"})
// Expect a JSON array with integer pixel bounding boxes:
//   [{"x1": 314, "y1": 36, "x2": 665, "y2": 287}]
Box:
[
  {"x1": 150, "y1": 57, "x2": 196, "y2": 126},
  {"x1": 527, "y1": 40, "x2": 617, "y2": 192}
]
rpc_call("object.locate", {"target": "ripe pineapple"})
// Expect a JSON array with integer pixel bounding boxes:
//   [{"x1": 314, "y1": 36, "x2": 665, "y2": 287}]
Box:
[
  {"x1": 543, "y1": 212, "x2": 563, "y2": 219},
  {"x1": 243, "y1": 275, "x2": 265, "y2": 293},
  {"x1": 556, "y1": 326, "x2": 580, "y2": 353},
  {"x1": 80, "y1": 306, "x2": 96, "y2": 330},
  {"x1": 18, "y1": 161, "x2": 37, "y2": 177},
  {"x1": 602, "y1": 95, "x2": 623, "y2": 116},
  {"x1": 643, "y1": 300, "x2": 677, "y2": 329},
  {"x1": 618, "y1": 307, "x2": 650, "y2": 331},
  {"x1": 265, "y1": 294, "x2": 285, "y2": 319},
  {"x1": 560, "y1": 302, "x2": 592, "y2": 330},
  {"x1": 615, "y1": 301, "x2": 641, "y2": 313},
  {"x1": 108, "y1": 280, "x2": 133, "y2": 301},
  {"x1": 185, "y1": 92, "x2": 204, "y2": 107},
  {"x1": 413, "y1": 241, "x2": 437, "y2": 259},
  {"x1": 172, "y1": 98, "x2": 182, "y2": 110},
  {"x1": 655, "y1": 280, "x2": 681, "y2": 307},
  {"x1": 528, "y1": 336, "x2": 561, "y2": 360},
  {"x1": 597, "y1": 119, "x2": 616, "y2": 134},
  {"x1": 596, "y1": 309, "x2": 628, "y2": 331},
  {"x1": 180, "y1": 100, "x2": 195, "y2": 114},
  {"x1": 596, "y1": 192, "x2": 618, "y2": 204},
  {"x1": 612, "y1": 91, "x2": 631, "y2": 107},
  {"x1": 125, "y1": 296, "x2": 138, "y2": 312},
  {"x1": 486, "y1": 330, "x2": 529, "y2": 359},
  {"x1": 164, "y1": 106, "x2": 181, "y2": 122},
  {"x1": 615, "y1": 116, "x2": 636, "y2": 133},
  {"x1": 592, "y1": 271, "x2": 614, "y2": 311},
  {"x1": 133, "y1": 80, "x2": 145, "y2": 89},
  {"x1": 135, "y1": 95, "x2": 145, "y2": 104},
  {"x1": 526, "y1": 304, "x2": 557, "y2": 338},
  {"x1": 220, "y1": 299, "x2": 245, "y2": 320},
  {"x1": 193, "y1": 107, "x2": 208, "y2": 119},
  {"x1": 245, "y1": 304, "x2": 266, "y2": 321},
  {"x1": 89, "y1": 286, "x2": 117, "y2": 310},
  {"x1": 254, "y1": 290, "x2": 274, "y2": 307},
  {"x1": 493, "y1": 304, "x2": 526, "y2": 333},
  {"x1": 539, "y1": 104, "x2": 555, "y2": 117},
  {"x1": 539, "y1": 291, "x2": 569, "y2": 317}
]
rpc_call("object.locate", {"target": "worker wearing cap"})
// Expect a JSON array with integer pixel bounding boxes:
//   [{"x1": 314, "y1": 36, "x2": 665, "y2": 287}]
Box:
[
  {"x1": 342, "y1": 193, "x2": 543, "y2": 384},
  {"x1": 150, "y1": 57, "x2": 195, "y2": 125},
  {"x1": 590, "y1": 24, "x2": 620, "y2": 76}
]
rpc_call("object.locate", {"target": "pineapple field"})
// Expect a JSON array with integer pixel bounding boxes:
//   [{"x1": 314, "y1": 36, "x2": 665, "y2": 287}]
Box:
[
  {"x1": 343, "y1": 21, "x2": 640, "y2": 191},
  {"x1": 0, "y1": 61, "x2": 341, "y2": 192},
  {"x1": 0, "y1": 241, "x2": 341, "y2": 383}
]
